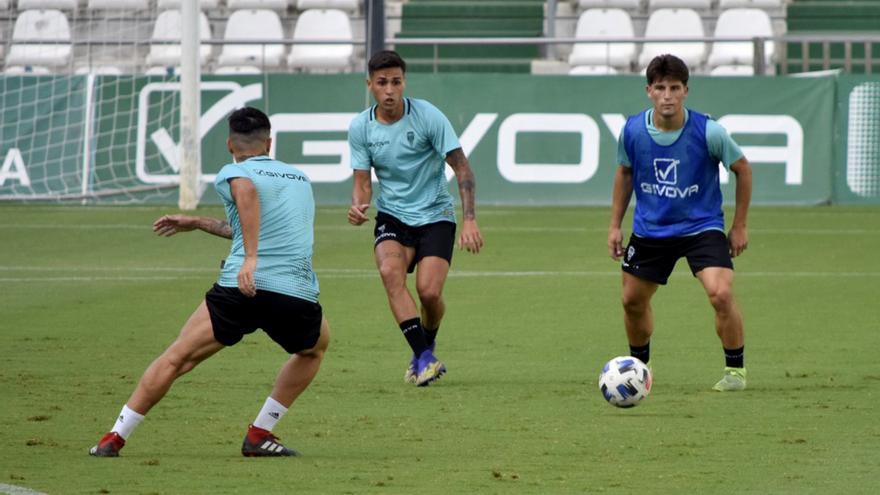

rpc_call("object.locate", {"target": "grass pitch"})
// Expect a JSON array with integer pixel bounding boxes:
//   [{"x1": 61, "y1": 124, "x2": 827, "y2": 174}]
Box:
[{"x1": 1, "y1": 205, "x2": 878, "y2": 494}]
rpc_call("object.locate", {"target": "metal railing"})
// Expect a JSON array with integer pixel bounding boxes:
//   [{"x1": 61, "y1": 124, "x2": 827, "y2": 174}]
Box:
[{"x1": 7, "y1": 34, "x2": 880, "y2": 75}]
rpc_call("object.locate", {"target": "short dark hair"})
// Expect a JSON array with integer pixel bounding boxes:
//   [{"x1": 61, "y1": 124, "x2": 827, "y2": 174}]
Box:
[
  {"x1": 646, "y1": 54, "x2": 690, "y2": 86},
  {"x1": 228, "y1": 107, "x2": 271, "y2": 137},
  {"x1": 368, "y1": 50, "x2": 406, "y2": 76}
]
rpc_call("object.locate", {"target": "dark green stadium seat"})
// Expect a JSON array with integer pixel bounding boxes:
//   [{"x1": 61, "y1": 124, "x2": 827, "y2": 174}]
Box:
[
  {"x1": 394, "y1": 0, "x2": 545, "y2": 73},
  {"x1": 784, "y1": 0, "x2": 880, "y2": 74}
]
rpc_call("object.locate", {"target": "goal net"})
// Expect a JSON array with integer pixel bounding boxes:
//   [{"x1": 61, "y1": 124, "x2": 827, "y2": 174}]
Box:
[{"x1": 0, "y1": 1, "x2": 203, "y2": 205}]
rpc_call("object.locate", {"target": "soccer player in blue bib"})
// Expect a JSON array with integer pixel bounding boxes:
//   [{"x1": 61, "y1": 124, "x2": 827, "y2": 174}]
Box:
[
  {"x1": 90, "y1": 108, "x2": 330, "y2": 457},
  {"x1": 608, "y1": 55, "x2": 753, "y2": 391},
  {"x1": 347, "y1": 50, "x2": 484, "y2": 387}
]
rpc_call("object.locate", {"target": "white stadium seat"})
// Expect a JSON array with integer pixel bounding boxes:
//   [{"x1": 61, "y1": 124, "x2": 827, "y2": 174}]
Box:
[
  {"x1": 17, "y1": 0, "x2": 78, "y2": 10},
  {"x1": 287, "y1": 9, "x2": 353, "y2": 71},
  {"x1": 213, "y1": 65, "x2": 263, "y2": 74},
  {"x1": 707, "y1": 8, "x2": 775, "y2": 68},
  {"x1": 577, "y1": 0, "x2": 640, "y2": 9},
  {"x1": 227, "y1": 0, "x2": 288, "y2": 10},
  {"x1": 145, "y1": 66, "x2": 181, "y2": 76},
  {"x1": 568, "y1": 9, "x2": 636, "y2": 68},
  {"x1": 297, "y1": 0, "x2": 359, "y2": 11},
  {"x1": 710, "y1": 65, "x2": 755, "y2": 76},
  {"x1": 217, "y1": 9, "x2": 286, "y2": 68},
  {"x1": 639, "y1": 8, "x2": 707, "y2": 68},
  {"x1": 648, "y1": 0, "x2": 710, "y2": 9},
  {"x1": 569, "y1": 65, "x2": 618, "y2": 75},
  {"x1": 719, "y1": 0, "x2": 783, "y2": 8},
  {"x1": 157, "y1": 0, "x2": 220, "y2": 10},
  {"x1": 87, "y1": 0, "x2": 148, "y2": 9},
  {"x1": 75, "y1": 65, "x2": 125, "y2": 75},
  {"x1": 145, "y1": 10, "x2": 213, "y2": 67},
  {"x1": 5, "y1": 65, "x2": 54, "y2": 74},
  {"x1": 6, "y1": 10, "x2": 73, "y2": 68}
]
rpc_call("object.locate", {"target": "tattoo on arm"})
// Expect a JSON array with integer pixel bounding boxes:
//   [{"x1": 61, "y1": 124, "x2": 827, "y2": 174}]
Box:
[
  {"x1": 203, "y1": 218, "x2": 233, "y2": 239},
  {"x1": 446, "y1": 148, "x2": 476, "y2": 220}
]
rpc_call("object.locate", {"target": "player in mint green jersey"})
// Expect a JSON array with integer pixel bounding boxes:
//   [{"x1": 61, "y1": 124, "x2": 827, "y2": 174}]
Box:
[
  {"x1": 347, "y1": 50, "x2": 484, "y2": 387},
  {"x1": 607, "y1": 55, "x2": 752, "y2": 391},
  {"x1": 90, "y1": 108, "x2": 330, "y2": 457}
]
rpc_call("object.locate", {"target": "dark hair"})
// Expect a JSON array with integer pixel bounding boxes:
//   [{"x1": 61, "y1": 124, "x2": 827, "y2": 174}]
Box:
[
  {"x1": 646, "y1": 54, "x2": 690, "y2": 86},
  {"x1": 228, "y1": 107, "x2": 271, "y2": 137},
  {"x1": 368, "y1": 50, "x2": 406, "y2": 75}
]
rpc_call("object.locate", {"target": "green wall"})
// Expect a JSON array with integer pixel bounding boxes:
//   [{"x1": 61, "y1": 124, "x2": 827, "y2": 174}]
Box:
[{"x1": 0, "y1": 73, "x2": 875, "y2": 205}]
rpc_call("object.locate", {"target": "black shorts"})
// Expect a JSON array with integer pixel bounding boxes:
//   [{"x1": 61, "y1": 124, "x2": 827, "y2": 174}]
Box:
[
  {"x1": 622, "y1": 230, "x2": 733, "y2": 285},
  {"x1": 204, "y1": 284, "x2": 323, "y2": 354},
  {"x1": 373, "y1": 211, "x2": 456, "y2": 273}
]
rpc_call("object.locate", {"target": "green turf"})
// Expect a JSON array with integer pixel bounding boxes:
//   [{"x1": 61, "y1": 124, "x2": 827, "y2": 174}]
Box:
[{"x1": 1, "y1": 205, "x2": 879, "y2": 494}]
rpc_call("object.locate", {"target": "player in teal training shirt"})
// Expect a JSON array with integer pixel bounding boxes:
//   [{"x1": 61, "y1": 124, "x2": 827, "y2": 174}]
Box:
[
  {"x1": 607, "y1": 55, "x2": 753, "y2": 392},
  {"x1": 347, "y1": 50, "x2": 484, "y2": 387},
  {"x1": 90, "y1": 108, "x2": 330, "y2": 458}
]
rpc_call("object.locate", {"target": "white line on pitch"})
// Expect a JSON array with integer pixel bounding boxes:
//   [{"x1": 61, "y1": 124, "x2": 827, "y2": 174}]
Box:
[
  {"x1": 0, "y1": 484, "x2": 48, "y2": 495},
  {"x1": 2, "y1": 270, "x2": 880, "y2": 283}
]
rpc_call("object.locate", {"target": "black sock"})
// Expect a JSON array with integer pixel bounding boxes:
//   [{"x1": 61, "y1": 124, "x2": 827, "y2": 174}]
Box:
[
  {"x1": 399, "y1": 318, "x2": 428, "y2": 356},
  {"x1": 724, "y1": 346, "x2": 744, "y2": 368},
  {"x1": 629, "y1": 343, "x2": 650, "y2": 364},
  {"x1": 424, "y1": 326, "x2": 438, "y2": 347}
]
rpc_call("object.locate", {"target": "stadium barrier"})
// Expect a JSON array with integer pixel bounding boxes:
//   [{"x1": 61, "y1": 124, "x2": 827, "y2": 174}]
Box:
[{"x1": 1, "y1": 72, "x2": 877, "y2": 205}]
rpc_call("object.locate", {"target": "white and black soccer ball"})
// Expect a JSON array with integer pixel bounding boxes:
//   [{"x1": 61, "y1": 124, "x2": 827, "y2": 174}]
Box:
[{"x1": 598, "y1": 356, "x2": 652, "y2": 408}]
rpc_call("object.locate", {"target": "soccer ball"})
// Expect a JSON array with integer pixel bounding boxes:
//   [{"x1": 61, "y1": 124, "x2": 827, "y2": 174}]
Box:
[{"x1": 598, "y1": 356, "x2": 652, "y2": 408}]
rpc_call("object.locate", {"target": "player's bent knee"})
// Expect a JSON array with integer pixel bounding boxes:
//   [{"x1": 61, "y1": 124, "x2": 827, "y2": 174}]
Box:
[
  {"x1": 416, "y1": 286, "x2": 443, "y2": 306},
  {"x1": 621, "y1": 294, "x2": 649, "y2": 314}
]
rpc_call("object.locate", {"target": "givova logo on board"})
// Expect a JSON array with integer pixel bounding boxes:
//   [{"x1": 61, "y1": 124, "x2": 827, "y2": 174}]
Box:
[{"x1": 133, "y1": 83, "x2": 805, "y2": 187}]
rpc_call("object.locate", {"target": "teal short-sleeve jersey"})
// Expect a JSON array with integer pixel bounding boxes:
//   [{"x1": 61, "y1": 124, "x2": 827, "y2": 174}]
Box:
[
  {"x1": 214, "y1": 156, "x2": 319, "y2": 302},
  {"x1": 617, "y1": 109, "x2": 744, "y2": 168},
  {"x1": 348, "y1": 97, "x2": 461, "y2": 227}
]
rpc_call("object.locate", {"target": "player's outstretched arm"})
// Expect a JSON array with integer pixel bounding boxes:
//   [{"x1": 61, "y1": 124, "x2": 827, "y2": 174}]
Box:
[
  {"x1": 446, "y1": 148, "x2": 484, "y2": 254},
  {"x1": 348, "y1": 170, "x2": 372, "y2": 226},
  {"x1": 608, "y1": 165, "x2": 633, "y2": 260},
  {"x1": 153, "y1": 214, "x2": 233, "y2": 239},
  {"x1": 728, "y1": 157, "x2": 752, "y2": 258}
]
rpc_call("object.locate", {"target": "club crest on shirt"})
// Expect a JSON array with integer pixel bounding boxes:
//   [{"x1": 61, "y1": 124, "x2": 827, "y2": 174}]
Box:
[
  {"x1": 406, "y1": 130, "x2": 415, "y2": 146},
  {"x1": 378, "y1": 224, "x2": 386, "y2": 233}
]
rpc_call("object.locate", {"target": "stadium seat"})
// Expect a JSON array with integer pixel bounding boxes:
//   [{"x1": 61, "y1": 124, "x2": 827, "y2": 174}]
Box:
[
  {"x1": 707, "y1": 8, "x2": 774, "y2": 68},
  {"x1": 568, "y1": 9, "x2": 636, "y2": 69},
  {"x1": 6, "y1": 10, "x2": 73, "y2": 68},
  {"x1": 4, "y1": 65, "x2": 54, "y2": 74},
  {"x1": 227, "y1": 0, "x2": 288, "y2": 10},
  {"x1": 287, "y1": 9, "x2": 353, "y2": 71},
  {"x1": 296, "y1": 0, "x2": 359, "y2": 11},
  {"x1": 87, "y1": 0, "x2": 148, "y2": 9},
  {"x1": 569, "y1": 65, "x2": 618, "y2": 75},
  {"x1": 156, "y1": 0, "x2": 220, "y2": 10},
  {"x1": 710, "y1": 64, "x2": 754, "y2": 76},
  {"x1": 145, "y1": 65, "x2": 180, "y2": 76},
  {"x1": 213, "y1": 65, "x2": 262, "y2": 74},
  {"x1": 75, "y1": 65, "x2": 124, "y2": 74},
  {"x1": 145, "y1": 10, "x2": 213, "y2": 67},
  {"x1": 719, "y1": 0, "x2": 783, "y2": 8},
  {"x1": 639, "y1": 8, "x2": 707, "y2": 69},
  {"x1": 17, "y1": 0, "x2": 78, "y2": 10},
  {"x1": 577, "y1": 0, "x2": 640, "y2": 9},
  {"x1": 647, "y1": 0, "x2": 710, "y2": 9},
  {"x1": 217, "y1": 9, "x2": 286, "y2": 69}
]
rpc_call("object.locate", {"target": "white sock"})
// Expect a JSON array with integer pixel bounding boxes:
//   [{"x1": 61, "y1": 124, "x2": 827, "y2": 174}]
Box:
[
  {"x1": 111, "y1": 405, "x2": 145, "y2": 440},
  {"x1": 252, "y1": 397, "x2": 288, "y2": 432}
]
